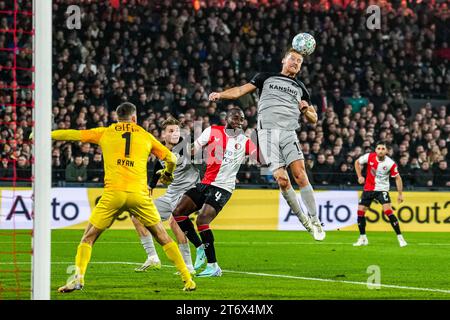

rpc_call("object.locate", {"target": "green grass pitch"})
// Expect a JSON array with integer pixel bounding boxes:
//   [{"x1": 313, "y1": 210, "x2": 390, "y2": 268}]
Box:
[{"x1": 1, "y1": 230, "x2": 449, "y2": 300}]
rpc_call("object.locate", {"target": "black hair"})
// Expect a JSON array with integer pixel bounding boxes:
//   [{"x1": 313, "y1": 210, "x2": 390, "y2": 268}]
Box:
[
  {"x1": 116, "y1": 102, "x2": 137, "y2": 120},
  {"x1": 227, "y1": 107, "x2": 244, "y2": 117}
]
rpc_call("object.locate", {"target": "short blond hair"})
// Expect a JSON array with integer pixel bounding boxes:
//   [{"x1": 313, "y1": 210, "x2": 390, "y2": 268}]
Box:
[{"x1": 284, "y1": 47, "x2": 303, "y2": 58}]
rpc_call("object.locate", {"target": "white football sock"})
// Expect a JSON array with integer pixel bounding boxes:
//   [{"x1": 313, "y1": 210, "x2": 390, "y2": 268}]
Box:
[
  {"x1": 300, "y1": 184, "x2": 319, "y2": 221},
  {"x1": 140, "y1": 235, "x2": 158, "y2": 258},
  {"x1": 178, "y1": 242, "x2": 193, "y2": 267},
  {"x1": 281, "y1": 187, "x2": 309, "y2": 224}
]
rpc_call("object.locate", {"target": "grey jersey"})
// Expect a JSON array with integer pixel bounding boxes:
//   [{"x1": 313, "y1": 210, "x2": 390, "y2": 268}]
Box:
[
  {"x1": 150, "y1": 137, "x2": 200, "y2": 196},
  {"x1": 250, "y1": 73, "x2": 311, "y2": 130}
]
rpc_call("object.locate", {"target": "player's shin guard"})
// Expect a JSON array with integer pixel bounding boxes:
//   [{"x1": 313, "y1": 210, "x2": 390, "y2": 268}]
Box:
[
  {"x1": 357, "y1": 210, "x2": 366, "y2": 235},
  {"x1": 75, "y1": 243, "x2": 92, "y2": 279},
  {"x1": 163, "y1": 241, "x2": 191, "y2": 282},
  {"x1": 198, "y1": 225, "x2": 216, "y2": 263},
  {"x1": 385, "y1": 210, "x2": 402, "y2": 235},
  {"x1": 174, "y1": 215, "x2": 203, "y2": 248}
]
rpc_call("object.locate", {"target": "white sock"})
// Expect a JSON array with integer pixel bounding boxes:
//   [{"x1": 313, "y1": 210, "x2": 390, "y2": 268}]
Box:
[
  {"x1": 281, "y1": 187, "x2": 308, "y2": 224},
  {"x1": 140, "y1": 235, "x2": 158, "y2": 258},
  {"x1": 300, "y1": 184, "x2": 319, "y2": 221},
  {"x1": 178, "y1": 243, "x2": 193, "y2": 267}
]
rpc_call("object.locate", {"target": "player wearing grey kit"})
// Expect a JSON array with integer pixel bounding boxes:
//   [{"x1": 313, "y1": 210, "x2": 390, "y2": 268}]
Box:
[
  {"x1": 131, "y1": 118, "x2": 200, "y2": 273},
  {"x1": 209, "y1": 48, "x2": 325, "y2": 240}
]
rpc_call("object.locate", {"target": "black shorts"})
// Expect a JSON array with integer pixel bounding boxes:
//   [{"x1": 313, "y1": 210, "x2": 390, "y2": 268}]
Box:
[
  {"x1": 184, "y1": 183, "x2": 232, "y2": 213},
  {"x1": 359, "y1": 191, "x2": 391, "y2": 207}
]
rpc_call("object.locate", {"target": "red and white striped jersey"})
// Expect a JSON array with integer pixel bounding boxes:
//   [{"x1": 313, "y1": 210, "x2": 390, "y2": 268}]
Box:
[
  {"x1": 194, "y1": 126, "x2": 256, "y2": 192},
  {"x1": 358, "y1": 152, "x2": 399, "y2": 191}
]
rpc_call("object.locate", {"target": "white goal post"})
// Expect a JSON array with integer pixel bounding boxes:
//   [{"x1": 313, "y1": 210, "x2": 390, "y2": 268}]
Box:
[{"x1": 32, "y1": 0, "x2": 52, "y2": 300}]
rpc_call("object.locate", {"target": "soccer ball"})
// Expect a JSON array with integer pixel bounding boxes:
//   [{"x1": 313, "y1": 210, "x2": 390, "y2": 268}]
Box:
[{"x1": 292, "y1": 33, "x2": 316, "y2": 56}]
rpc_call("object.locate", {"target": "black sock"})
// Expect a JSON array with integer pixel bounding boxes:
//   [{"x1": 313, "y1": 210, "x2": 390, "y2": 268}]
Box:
[
  {"x1": 199, "y1": 229, "x2": 216, "y2": 263},
  {"x1": 357, "y1": 216, "x2": 366, "y2": 235},
  {"x1": 388, "y1": 214, "x2": 402, "y2": 235},
  {"x1": 176, "y1": 218, "x2": 203, "y2": 248}
]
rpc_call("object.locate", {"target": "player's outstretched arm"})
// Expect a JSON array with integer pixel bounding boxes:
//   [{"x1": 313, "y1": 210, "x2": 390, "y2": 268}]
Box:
[
  {"x1": 300, "y1": 100, "x2": 318, "y2": 124},
  {"x1": 395, "y1": 175, "x2": 404, "y2": 203},
  {"x1": 209, "y1": 83, "x2": 256, "y2": 101},
  {"x1": 354, "y1": 160, "x2": 365, "y2": 184},
  {"x1": 51, "y1": 129, "x2": 82, "y2": 141},
  {"x1": 51, "y1": 128, "x2": 105, "y2": 144}
]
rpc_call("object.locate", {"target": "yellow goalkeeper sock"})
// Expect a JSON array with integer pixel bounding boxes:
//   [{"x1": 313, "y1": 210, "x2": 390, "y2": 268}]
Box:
[
  {"x1": 75, "y1": 243, "x2": 92, "y2": 281},
  {"x1": 163, "y1": 241, "x2": 191, "y2": 282}
]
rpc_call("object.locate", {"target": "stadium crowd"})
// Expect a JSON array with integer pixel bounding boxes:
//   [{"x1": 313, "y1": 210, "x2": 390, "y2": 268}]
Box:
[{"x1": 0, "y1": 0, "x2": 449, "y2": 188}]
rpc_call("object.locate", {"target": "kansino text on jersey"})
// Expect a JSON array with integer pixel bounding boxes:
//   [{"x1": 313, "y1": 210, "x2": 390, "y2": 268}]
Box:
[{"x1": 117, "y1": 159, "x2": 135, "y2": 167}]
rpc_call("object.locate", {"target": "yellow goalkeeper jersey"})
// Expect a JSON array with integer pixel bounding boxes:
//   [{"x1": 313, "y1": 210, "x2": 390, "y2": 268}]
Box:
[{"x1": 52, "y1": 122, "x2": 169, "y2": 194}]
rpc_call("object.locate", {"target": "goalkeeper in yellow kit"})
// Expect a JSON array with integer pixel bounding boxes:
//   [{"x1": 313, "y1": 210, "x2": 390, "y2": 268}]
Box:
[{"x1": 54, "y1": 102, "x2": 196, "y2": 293}]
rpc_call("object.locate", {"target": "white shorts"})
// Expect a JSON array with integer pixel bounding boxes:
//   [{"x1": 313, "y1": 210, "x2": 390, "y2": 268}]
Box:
[
  {"x1": 154, "y1": 193, "x2": 183, "y2": 221},
  {"x1": 257, "y1": 129, "x2": 304, "y2": 172}
]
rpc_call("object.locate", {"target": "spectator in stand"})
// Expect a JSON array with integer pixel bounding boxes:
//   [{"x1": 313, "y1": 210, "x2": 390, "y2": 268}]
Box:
[
  {"x1": 52, "y1": 148, "x2": 65, "y2": 181},
  {"x1": 65, "y1": 155, "x2": 87, "y2": 182},
  {"x1": 433, "y1": 160, "x2": 450, "y2": 187},
  {"x1": 0, "y1": 157, "x2": 13, "y2": 179},
  {"x1": 311, "y1": 87, "x2": 329, "y2": 120},
  {"x1": 334, "y1": 162, "x2": 354, "y2": 187},
  {"x1": 414, "y1": 161, "x2": 434, "y2": 187},
  {"x1": 325, "y1": 155, "x2": 338, "y2": 184},
  {"x1": 312, "y1": 154, "x2": 331, "y2": 185},
  {"x1": 348, "y1": 86, "x2": 369, "y2": 114},
  {"x1": 370, "y1": 85, "x2": 390, "y2": 113},
  {"x1": 88, "y1": 153, "x2": 104, "y2": 183},
  {"x1": 16, "y1": 156, "x2": 31, "y2": 180},
  {"x1": 397, "y1": 156, "x2": 413, "y2": 186},
  {"x1": 329, "y1": 87, "x2": 346, "y2": 119}
]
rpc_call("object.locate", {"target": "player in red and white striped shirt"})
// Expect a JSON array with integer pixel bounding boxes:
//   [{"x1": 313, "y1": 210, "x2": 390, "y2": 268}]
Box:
[
  {"x1": 354, "y1": 142, "x2": 407, "y2": 247},
  {"x1": 173, "y1": 108, "x2": 257, "y2": 277}
]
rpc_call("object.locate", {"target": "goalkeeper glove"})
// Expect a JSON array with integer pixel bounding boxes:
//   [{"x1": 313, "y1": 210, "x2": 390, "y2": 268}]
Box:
[{"x1": 156, "y1": 169, "x2": 174, "y2": 185}]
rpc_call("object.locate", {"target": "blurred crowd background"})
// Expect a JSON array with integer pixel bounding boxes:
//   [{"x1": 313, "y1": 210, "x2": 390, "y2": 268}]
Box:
[{"x1": 0, "y1": 0, "x2": 449, "y2": 189}]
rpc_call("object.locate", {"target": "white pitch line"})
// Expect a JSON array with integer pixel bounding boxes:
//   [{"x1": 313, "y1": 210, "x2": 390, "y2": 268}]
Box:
[
  {"x1": 221, "y1": 269, "x2": 450, "y2": 294},
  {"x1": 0, "y1": 261, "x2": 449, "y2": 295},
  {"x1": 1, "y1": 241, "x2": 450, "y2": 246}
]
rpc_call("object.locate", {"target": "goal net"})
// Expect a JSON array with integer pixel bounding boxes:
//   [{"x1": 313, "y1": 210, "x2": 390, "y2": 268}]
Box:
[{"x1": 0, "y1": 0, "x2": 51, "y2": 300}]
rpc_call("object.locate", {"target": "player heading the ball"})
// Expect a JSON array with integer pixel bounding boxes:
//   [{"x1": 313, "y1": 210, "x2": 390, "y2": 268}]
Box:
[{"x1": 209, "y1": 47, "x2": 325, "y2": 241}]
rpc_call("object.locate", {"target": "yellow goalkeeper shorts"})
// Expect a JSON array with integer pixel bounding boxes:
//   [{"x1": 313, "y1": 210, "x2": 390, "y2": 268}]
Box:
[{"x1": 89, "y1": 190, "x2": 161, "y2": 230}]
